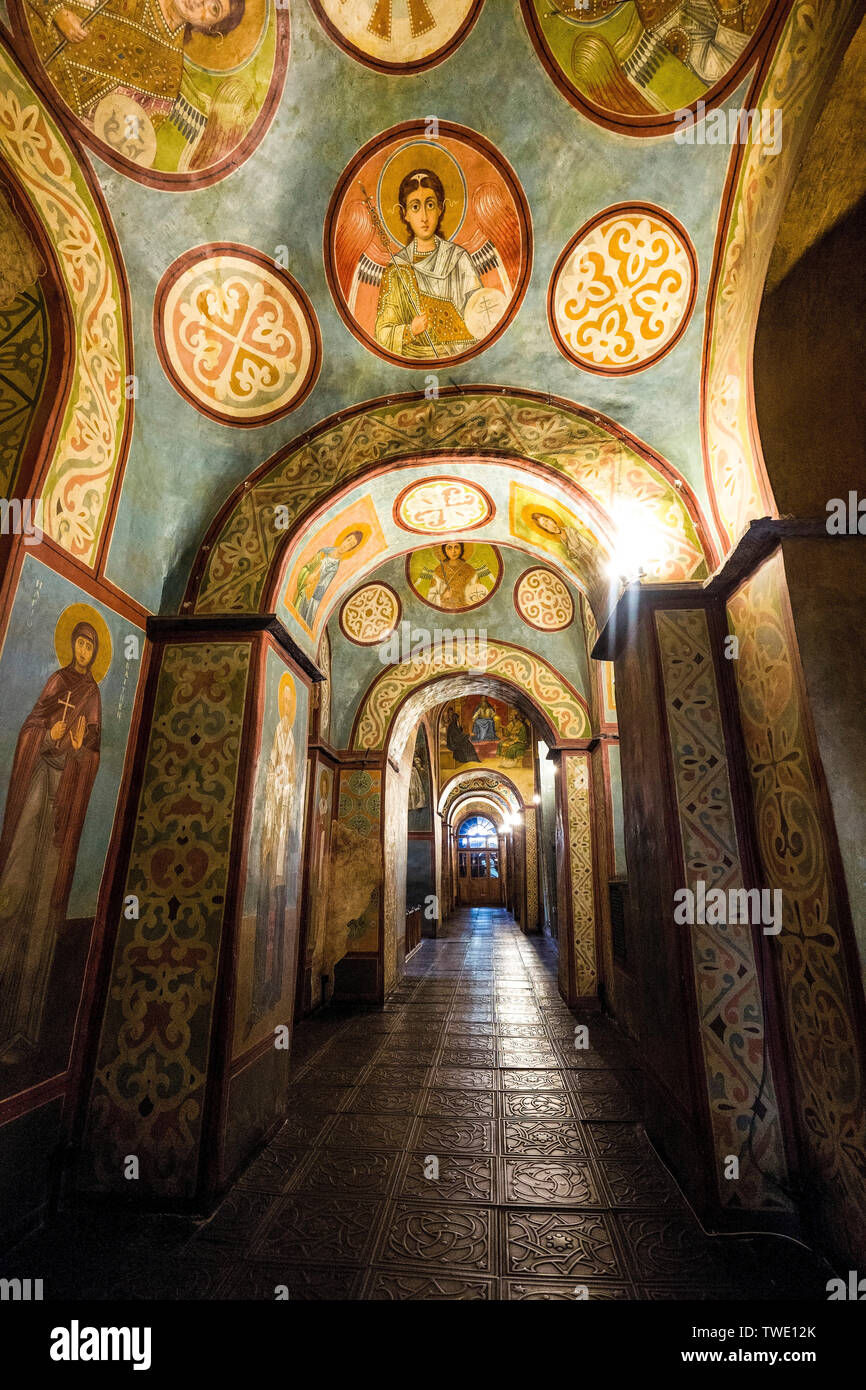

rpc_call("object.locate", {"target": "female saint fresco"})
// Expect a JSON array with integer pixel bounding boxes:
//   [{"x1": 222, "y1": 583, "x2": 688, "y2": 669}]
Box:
[{"x1": 0, "y1": 609, "x2": 109, "y2": 1067}]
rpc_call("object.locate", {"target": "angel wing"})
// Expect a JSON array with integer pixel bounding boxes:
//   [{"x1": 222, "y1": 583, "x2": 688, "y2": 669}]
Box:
[
  {"x1": 334, "y1": 198, "x2": 391, "y2": 310},
  {"x1": 185, "y1": 77, "x2": 259, "y2": 172},
  {"x1": 469, "y1": 182, "x2": 523, "y2": 296}
]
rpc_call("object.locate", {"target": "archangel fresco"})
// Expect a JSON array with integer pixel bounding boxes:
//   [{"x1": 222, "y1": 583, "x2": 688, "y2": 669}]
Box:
[
  {"x1": 408, "y1": 541, "x2": 500, "y2": 612},
  {"x1": 521, "y1": 0, "x2": 774, "y2": 127},
  {"x1": 0, "y1": 604, "x2": 110, "y2": 1073},
  {"x1": 13, "y1": 0, "x2": 289, "y2": 183},
  {"x1": 326, "y1": 121, "x2": 531, "y2": 366}
]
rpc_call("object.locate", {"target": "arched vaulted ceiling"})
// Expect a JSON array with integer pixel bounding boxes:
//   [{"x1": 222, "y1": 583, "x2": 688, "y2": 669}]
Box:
[
  {"x1": 186, "y1": 390, "x2": 712, "y2": 637},
  {"x1": 2, "y1": 0, "x2": 860, "y2": 615}
]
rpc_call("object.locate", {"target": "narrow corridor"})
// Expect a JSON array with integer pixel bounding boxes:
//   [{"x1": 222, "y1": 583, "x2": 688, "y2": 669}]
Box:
[{"x1": 1, "y1": 909, "x2": 832, "y2": 1300}]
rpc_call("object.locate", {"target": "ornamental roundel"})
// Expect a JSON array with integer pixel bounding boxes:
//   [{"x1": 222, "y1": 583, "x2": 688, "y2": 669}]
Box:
[
  {"x1": 325, "y1": 120, "x2": 532, "y2": 369},
  {"x1": 394, "y1": 477, "x2": 494, "y2": 535},
  {"x1": 548, "y1": 204, "x2": 697, "y2": 376},
  {"x1": 514, "y1": 567, "x2": 574, "y2": 632},
  {"x1": 340, "y1": 582, "x2": 402, "y2": 646},
  {"x1": 309, "y1": 0, "x2": 485, "y2": 74},
  {"x1": 154, "y1": 244, "x2": 321, "y2": 426}
]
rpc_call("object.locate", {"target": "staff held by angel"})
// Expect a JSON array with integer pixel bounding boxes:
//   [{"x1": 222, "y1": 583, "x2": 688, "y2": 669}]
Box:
[{"x1": 334, "y1": 140, "x2": 522, "y2": 361}]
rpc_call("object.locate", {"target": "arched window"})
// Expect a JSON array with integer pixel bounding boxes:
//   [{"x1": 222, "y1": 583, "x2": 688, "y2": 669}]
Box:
[{"x1": 457, "y1": 815, "x2": 498, "y2": 849}]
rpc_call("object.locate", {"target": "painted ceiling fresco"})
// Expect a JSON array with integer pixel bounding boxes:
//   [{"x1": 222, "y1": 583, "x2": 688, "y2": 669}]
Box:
[
  {"x1": 309, "y1": 0, "x2": 485, "y2": 73},
  {"x1": 520, "y1": 0, "x2": 776, "y2": 131},
  {"x1": 325, "y1": 543, "x2": 590, "y2": 747},
  {"x1": 10, "y1": 0, "x2": 289, "y2": 184},
  {"x1": 0, "y1": 0, "x2": 854, "y2": 616}
]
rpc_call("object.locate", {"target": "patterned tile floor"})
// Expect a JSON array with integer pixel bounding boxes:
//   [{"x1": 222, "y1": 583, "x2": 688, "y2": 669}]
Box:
[{"x1": 2, "y1": 908, "x2": 834, "y2": 1300}]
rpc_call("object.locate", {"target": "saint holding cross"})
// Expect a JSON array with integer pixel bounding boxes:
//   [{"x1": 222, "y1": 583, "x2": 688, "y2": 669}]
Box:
[{"x1": 0, "y1": 613, "x2": 107, "y2": 1068}]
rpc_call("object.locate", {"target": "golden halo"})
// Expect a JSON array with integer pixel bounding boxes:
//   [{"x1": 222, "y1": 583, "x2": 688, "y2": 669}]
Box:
[
  {"x1": 184, "y1": 0, "x2": 268, "y2": 73},
  {"x1": 277, "y1": 670, "x2": 296, "y2": 723},
  {"x1": 333, "y1": 523, "x2": 369, "y2": 549},
  {"x1": 54, "y1": 604, "x2": 112, "y2": 685},
  {"x1": 377, "y1": 141, "x2": 467, "y2": 247},
  {"x1": 522, "y1": 503, "x2": 563, "y2": 536}
]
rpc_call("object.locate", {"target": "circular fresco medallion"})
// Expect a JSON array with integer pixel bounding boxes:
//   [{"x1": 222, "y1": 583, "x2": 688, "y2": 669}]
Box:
[
  {"x1": 309, "y1": 0, "x2": 485, "y2": 73},
  {"x1": 408, "y1": 541, "x2": 501, "y2": 612},
  {"x1": 515, "y1": 566, "x2": 574, "y2": 632},
  {"x1": 11, "y1": 0, "x2": 289, "y2": 187},
  {"x1": 549, "y1": 204, "x2": 697, "y2": 375},
  {"x1": 395, "y1": 477, "x2": 494, "y2": 534},
  {"x1": 340, "y1": 582, "x2": 402, "y2": 645},
  {"x1": 154, "y1": 244, "x2": 321, "y2": 426},
  {"x1": 519, "y1": 0, "x2": 776, "y2": 135},
  {"x1": 325, "y1": 120, "x2": 532, "y2": 368}
]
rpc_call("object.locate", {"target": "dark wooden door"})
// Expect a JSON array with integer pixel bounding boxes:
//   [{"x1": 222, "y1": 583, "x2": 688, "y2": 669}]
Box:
[{"x1": 458, "y1": 849, "x2": 503, "y2": 905}]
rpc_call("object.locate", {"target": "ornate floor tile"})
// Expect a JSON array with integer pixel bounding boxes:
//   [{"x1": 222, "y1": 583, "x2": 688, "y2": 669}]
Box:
[
  {"x1": 499, "y1": 1048, "x2": 559, "y2": 1068},
  {"x1": 586, "y1": 1123, "x2": 654, "y2": 1158},
  {"x1": 441, "y1": 1048, "x2": 497, "y2": 1068},
  {"x1": 324, "y1": 1113, "x2": 415, "y2": 1150},
  {"x1": 500, "y1": 1069, "x2": 566, "y2": 1091},
  {"x1": 413, "y1": 1119, "x2": 494, "y2": 1154},
  {"x1": 342, "y1": 1086, "x2": 422, "y2": 1115},
  {"x1": 295, "y1": 1066, "x2": 367, "y2": 1088},
  {"x1": 503, "y1": 1209, "x2": 622, "y2": 1279},
  {"x1": 285, "y1": 1084, "x2": 351, "y2": 1113},
  {"x1": 271, "y1": 1112, "x2": 333, "y2": 1149},
  {"x1": 504, "y1": 1279, "x2": 632, "y2": 1300},
  {"x1": 570, "y1": 1068, "x2": 641, "y2": 1093},
  {"x1": 377, "y1": 1047, "x2": 438, "y2": 1065},
  {"x1": 223, "y1": 1261, "x2": 363, "y2": 1300},
  {"x1": 397, "y1": 1153, "x2": 495, "y2": 1204},
  {"x1": 365, "y1": 1270, "x2": 495, "y2": 1299},
  {"x1": 378, "y1": 1202, "x2": 494, "y2": 1272},
  {"x1": 504, "y1": 1119, "x2": 588, "y2": 1157},
  {"x1": 253, "y1": 1196, "x2": 384, "y2": 1265},
  {"x1": 578, "y1": 1089, "x2": 641, "y2": 1121},
  {"x1": 503, "y1": 1091, "x2": 576, "y2": 1118},
  {"x1": 434, "y1": 1068, "x2": 494, "y2": 1089},
  {"x1": 503, "y1": 1159, "x2": 603, "y2": 1206},
  {"x1": 497, "y1": 1024, "x2": 549, "y2": 1038},
  {"x1": 445, "y1": 1022, "x2": 494, "y2": 1037},
  {"x1": 291, "y1": 1149, "x2": 400, "y2": 1197},
  {"x1": 422, "y1": 1089, "x2": 496, "y2": 1119},
  {"x1": 598, "y1": 1159, "x2": 682, "y2": 1208},
  {"x1": 365, "y1": 1066, "x2": 430, "y2": 1088},
  {"x1": 235, "y1": 1147, "x2": 307, "y2": 1194}
]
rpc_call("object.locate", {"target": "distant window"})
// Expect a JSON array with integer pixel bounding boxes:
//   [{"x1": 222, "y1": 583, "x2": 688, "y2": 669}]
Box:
[{"x1": 457, "y1": 814, "x2": 497, "y2": 845}]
